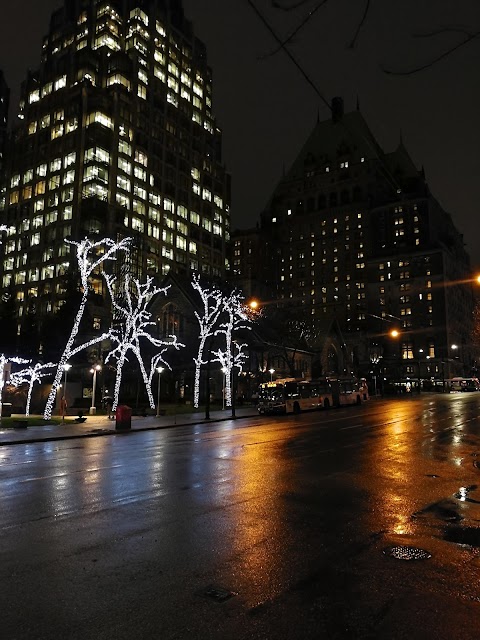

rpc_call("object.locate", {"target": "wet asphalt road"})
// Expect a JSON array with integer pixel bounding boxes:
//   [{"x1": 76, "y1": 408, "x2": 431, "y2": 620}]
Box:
[{"x1": 1, "y1": 394, "x2": 480, "y2": 639}]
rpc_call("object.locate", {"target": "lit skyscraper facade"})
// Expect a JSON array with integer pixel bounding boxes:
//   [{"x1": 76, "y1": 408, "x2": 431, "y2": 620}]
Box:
[{"x1": 0, "y1": 0, "x2": 230, "y2": 327}]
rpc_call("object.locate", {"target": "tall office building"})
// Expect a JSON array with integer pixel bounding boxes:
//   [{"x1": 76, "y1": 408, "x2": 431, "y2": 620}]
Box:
[
  {"x1": 0, "y1": 0, "x2": 230, "y2": 329},
  {"x1": 238, "y1": 99, "x2": 476, "y2": 382}
]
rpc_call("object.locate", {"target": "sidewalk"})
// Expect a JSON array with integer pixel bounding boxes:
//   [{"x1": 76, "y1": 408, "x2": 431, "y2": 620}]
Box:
[{"x1": 0, "y1": 406, "x2": 258, "y2": 446}]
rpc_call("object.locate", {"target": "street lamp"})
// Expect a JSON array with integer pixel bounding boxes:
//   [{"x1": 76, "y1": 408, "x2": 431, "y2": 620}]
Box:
[
  {"x1": 156, "y1": 366, "x2": 164, "y2": 417},
  {"x1": 417, "y1": 349, "x2": 424, "y2": 393},
  {"x1": 62, "y1": 362, "x2": 72, "y2": 400},
  {"x1": 89, "y1": 365, "x2": 101, "y2": 415},
  {"x1": 221, "y1": 367, "x2": 227, "y2": 410},
  {"x1": 269, "y1": 368, "x2": 275, "y2": 382}
]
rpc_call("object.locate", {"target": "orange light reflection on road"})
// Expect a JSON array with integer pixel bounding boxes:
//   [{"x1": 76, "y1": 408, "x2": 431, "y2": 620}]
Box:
[{"x1": 365, "y1": 401, "x2": 420, "y2": 537}]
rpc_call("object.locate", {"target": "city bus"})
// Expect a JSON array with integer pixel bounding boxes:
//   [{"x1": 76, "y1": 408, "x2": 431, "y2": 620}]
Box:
[
  {"x1": 327, "y1": 376, "x2": 369, "y2": 406},
  {"x1": 257, "y1": 376, "x2": 368, "y2": 414},
  {"x1": 448, "y1": 377, "x2": 480, "y2": 392},
  {"x1": 257, "y1": 378, "x2": 334, "y2": 415}
]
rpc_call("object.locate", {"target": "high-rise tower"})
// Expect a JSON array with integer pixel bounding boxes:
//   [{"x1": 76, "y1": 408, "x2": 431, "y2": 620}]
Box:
[{"x1": 0, "y1": 0, "x2": 230, "y2": 329}]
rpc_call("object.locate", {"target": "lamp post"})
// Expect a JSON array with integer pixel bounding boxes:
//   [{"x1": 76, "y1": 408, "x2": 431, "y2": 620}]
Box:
[
  {"x1": 62, "y1": 362, "x2": 71, "y2": 401},
  {"x1": 156, "y1": 366, "x2": 164, "y2": 417},
  {"x1": 221, "y1": 367, "x2": 227, "y2": 410},
  {"x1": 451, "y1": 344, "x2": 458, "y2": 377},
  {"x1": 417, "y1": 349, "x2": 423, "y2": 393},
  {"x1": 89, "y1": 364, "x2": 101, "y2": 415},
  {"x1": 269, "y1": 368, "x2": 275, "y2": 382}
]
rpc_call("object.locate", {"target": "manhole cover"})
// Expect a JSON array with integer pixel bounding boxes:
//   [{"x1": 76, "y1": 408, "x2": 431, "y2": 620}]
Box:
[
  {"x1": 384, "y1": 545, "x2": 431, "y2": 560},
  {"x1": 201, "y1": 584, "x2": 237, "y2": 603}
]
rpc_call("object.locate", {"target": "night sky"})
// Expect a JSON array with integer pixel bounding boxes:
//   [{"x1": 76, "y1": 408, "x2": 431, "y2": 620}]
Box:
[{"x1": 1, "y1": 1, "x2": 479, "y2": 265}]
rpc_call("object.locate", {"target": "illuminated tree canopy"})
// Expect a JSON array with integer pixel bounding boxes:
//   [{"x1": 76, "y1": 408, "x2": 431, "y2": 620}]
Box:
[{"x1": 104, "y1": 273, "x2": 183, "y2": 410}]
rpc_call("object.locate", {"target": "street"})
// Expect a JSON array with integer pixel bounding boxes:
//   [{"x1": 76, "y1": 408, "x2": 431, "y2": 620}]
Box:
[{"x1": 1, "y1": 394, "x2": 480, "y2": 639}]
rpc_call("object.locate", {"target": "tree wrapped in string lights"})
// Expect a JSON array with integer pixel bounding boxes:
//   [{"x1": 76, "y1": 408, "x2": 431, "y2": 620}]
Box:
[
  {"x1": 191, "y1": 274, "x2": 223, "y2": 408},
  {"x1": 212, "y1": 290, "x2": 251, "y2": 407},
  {"x1": 10, "y1": 362, "x2": 56, "y2": 416},
  {"x1": 104, "y1": 273, "x2": 183, "y2": 410},
  {"x1": 43, "y1": 236, "x2": 131, "y2": 419},
  {"x1": 0, "y1": 355, "x2": 30, "y2": 414},
  {"x1": 212, "y1": 340, "x2": 248, "y2": 407}
]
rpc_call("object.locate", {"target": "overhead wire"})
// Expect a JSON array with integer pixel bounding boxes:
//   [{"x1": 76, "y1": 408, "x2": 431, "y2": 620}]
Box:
[{"x1": 246, "y1": 0, "x2": 408, "y2": 198}]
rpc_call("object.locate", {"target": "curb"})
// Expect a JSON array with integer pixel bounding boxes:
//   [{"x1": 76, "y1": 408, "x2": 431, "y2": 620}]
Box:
[{"x1": 0, "y1": 412, "x2": 258, "y2": 446}]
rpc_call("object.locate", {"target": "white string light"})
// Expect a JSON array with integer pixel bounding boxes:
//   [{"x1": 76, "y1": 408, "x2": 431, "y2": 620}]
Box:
[
  {"x1": 0, "y1": 355, "x2": 30, "y2": 415},
  {"x1": 191, "y1": 274, "x2": 223, "y2": 408},
  {"x1": 213, "y1": 291, "x2": 250, "y2": 406},
  {"x1": 9, "y1": 362, "x2": 56, "y2": 416},
  {"x1": 104, "y1": 273, "x2": 183, "y2": 410},
  {"x1": 43, "y1": 236, "x2": 131, "y2": 419}
]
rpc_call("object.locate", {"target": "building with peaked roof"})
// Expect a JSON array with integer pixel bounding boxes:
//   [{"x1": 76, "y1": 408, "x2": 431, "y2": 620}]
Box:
[
  {"x1": 233, "y1": 98, "x2": 477, "y2": 386},
  {"x1": 0, "y1": 0, "x2": 230, "y2": 343}
]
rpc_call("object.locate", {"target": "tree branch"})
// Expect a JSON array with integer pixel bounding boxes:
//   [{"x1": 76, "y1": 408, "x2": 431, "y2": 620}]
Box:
[
  {"x1": 382, "y1": 29, "x2": 480, "y2": 76},
  {"x1": 348, "y1": 0, "x2": 370, "y2": 49},
  {"x1": 260, "y1": 0, "x2": 329, "y2": 59}
]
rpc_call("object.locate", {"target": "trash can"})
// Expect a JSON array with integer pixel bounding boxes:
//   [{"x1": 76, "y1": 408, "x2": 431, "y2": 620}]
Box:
[
  {"x1": 1, "y1": 403, "x2": 12, "y2": 417},
  {"x1": 115, "y1": 405, "x2": 132, "y2": 431}
]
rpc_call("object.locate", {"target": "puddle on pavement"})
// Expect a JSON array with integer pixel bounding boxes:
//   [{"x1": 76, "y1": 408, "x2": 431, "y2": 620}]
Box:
[
  {"x1": 412, "y1": 499, "x2": 463, "y2": 523},
  {"x1": 454, "y1": 485, "x2": 480, "y2": 503},
  {"x1": 443, "y1": 526, "x2": 480, "y2": 547}
]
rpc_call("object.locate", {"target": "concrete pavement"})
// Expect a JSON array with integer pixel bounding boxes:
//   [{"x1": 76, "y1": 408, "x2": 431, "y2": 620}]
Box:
[{"x1": 0, "y1": 406, "x2": 258, "y2": 446}]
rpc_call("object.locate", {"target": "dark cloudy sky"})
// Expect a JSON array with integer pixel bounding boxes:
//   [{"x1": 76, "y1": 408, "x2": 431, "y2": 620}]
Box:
[{"x1": 1, "y1": 1, "x2": 479, "y2": 265}]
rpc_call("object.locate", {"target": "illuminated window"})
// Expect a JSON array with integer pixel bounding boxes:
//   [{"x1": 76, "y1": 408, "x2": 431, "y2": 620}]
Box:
[
  {"x1": 135, "y1": 150, "x2": 148, "y2": 166},
  {"x1": 107, "y1": 74, "x2": 131, "y2": 90},
  {"x1": 117, "y1": 175, "x2": 131, "y2": 191},
  {"x1": 64, "y1": 152, "x2": 76, "y2": 168},
  {"x1": 54, "y1": 75, "x2": 67, "y2": 91},
  {"x1": 84, "y1": 165, "x2": 108, "y2": 183},
  {"x1": 116, "y1": 193, "x2": 130, "y2": 208},
  {"x1": 167, "y1": 92, "x2": 178, "y2": 107},
  {"x1": 131, "y1": 216, "x2": 144, "y2": 232},
  {"x1": 154, "y1": 67, "x2": 166, "y2": 82},
  {"x1": 29, "y1": 90, "x2": 40, "y2": 104},
  {"x1": 93, "y1": 33, "x2": 121, "y2": 51},
  {"x1": 63, "y1": 170, "x2": 75, "y2": 185},
  {"x1": 86, "y1": 112, "x2": 113, "y2": 129},
  {"x1": 132, "y1": 199, "x2": 145, "y2": 215}
]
